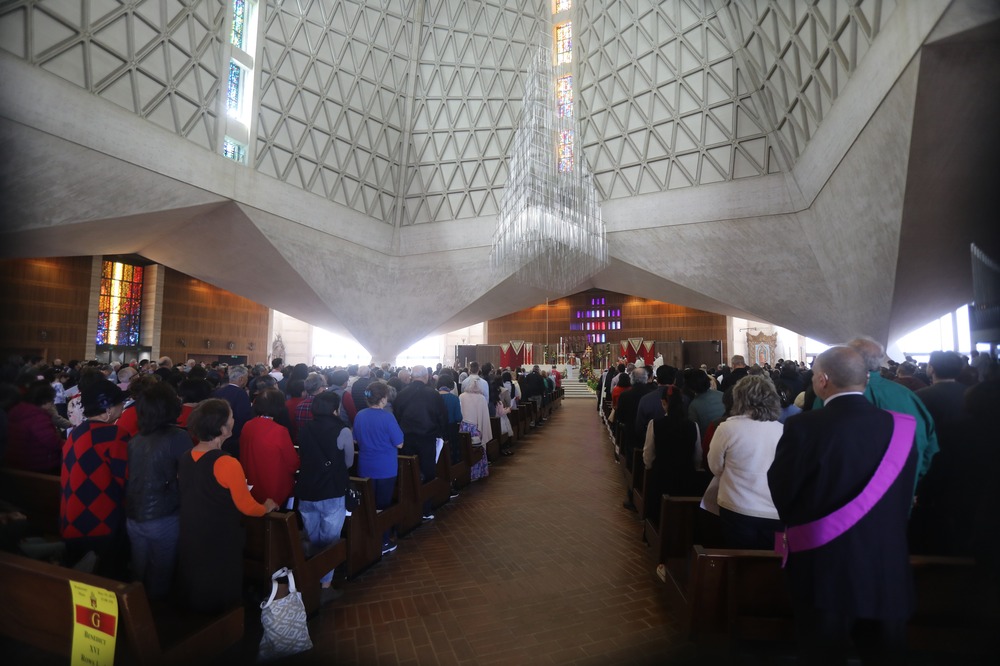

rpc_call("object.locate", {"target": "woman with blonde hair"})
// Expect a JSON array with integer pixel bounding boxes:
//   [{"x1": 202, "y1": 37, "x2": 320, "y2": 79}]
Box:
[{"x1": 707, "y1": 375, "x2": 784, "y2": 549}]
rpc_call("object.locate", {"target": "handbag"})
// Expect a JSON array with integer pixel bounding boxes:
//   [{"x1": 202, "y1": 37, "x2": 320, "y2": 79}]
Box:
[
  {"x1": 459, "y1": 420, "x2": 481, "y2": 439},
  {"x1": 774, "y1": 411, "x2": 916, "y2": 567},
  {"x1": 258, "y1": 567, "x2": 313, "y2": 661}
]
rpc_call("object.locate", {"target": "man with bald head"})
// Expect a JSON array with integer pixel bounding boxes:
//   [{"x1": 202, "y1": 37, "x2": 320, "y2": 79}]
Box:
[
  {"x1": 769, "y1": 346, "x2": 918, "y2": 664},
  {"x1": 393, "y1": 365, "x2": 450, "y2": 519}
]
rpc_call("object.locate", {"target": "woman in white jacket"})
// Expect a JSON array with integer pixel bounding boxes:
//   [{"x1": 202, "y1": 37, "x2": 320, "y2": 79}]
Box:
[{"x1": 707, "y1": 375, "x2": 784, "y2": 549}]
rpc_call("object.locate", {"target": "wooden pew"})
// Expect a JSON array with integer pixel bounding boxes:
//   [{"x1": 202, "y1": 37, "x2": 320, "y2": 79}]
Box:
[
  {"x1": 242, "y1": 510, "x2": 347, "y2": 615},
  {"x1": 419, "y1": 447, "x2": 453, "y2": 510},
  {"x1": 646, "y1": 494, "x2": 723, "y2": 570},
  {"x1": 342, "y1": 476, "x2": 381, "y2": 577},
  {"x1": 523, "y1": 400, "x2": 539, "y2": 428},
  {"x1": 0, "y1": 466, "x2": 61, "y2": 536},
  {"x1": 686, "y1": 546, "x2": 999, "y2": 656},
  {"x1": 907, "y1": 554, "x2": 1000, "y2": 655},
  {"x1": 686, "y1": 546, "x2": 791, "y2": 642},
  {"x1": 449, "y1": 432, "x2": 474, "y2": 488},
  {"x1": 631, "y1": 450, "x2": 646, "y2": 517},
  {"x1": 513, "y1": 405, "x2": 529, "y2": 439},
  {"x1": 393, "y1": 454, "x2": 425, "y2": 536},
  {"x1": 0, "y1": 550, "x2": 244, "y2": 665},
  {"x1": 653, "y1": 498, "x2": 724, "y2": 603}
]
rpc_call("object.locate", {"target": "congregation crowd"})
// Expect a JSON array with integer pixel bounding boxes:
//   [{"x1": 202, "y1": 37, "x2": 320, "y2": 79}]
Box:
[
  {"x1": 597, "y1": 337, "x2": 999, "y2": 663},
  {"x1": 0, "y1": 355, "x2": 564, "y2": 613}
]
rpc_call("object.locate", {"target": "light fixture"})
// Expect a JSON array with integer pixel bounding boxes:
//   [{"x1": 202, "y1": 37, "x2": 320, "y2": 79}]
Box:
[
  {"x1": 491, "y1": 42, "x2": 607, "y2": 295},
  {"x1": 205, "y1": 339, "x2": 212, "y2": 349},
  {"x1": 248, "y1": 341, "x2": 255, "y2": 351},
  {"x1": 227, "y1": 341, "x2": 235, "y2": 350}
]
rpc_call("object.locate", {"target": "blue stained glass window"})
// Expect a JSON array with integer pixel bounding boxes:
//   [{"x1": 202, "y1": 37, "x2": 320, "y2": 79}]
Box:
[
  {"x1": 223, "y1": 137, "x2": 246, "y2": 163},
  {"x1": 555, "y1": 23, "x2": 572, "y2": 65},
  {"x1": 557, "y1": 75, "x2": 573, "y2": 118},
  {"x1": 231, "y1": 0, "x2": 248, "y2": 49},
  {"x1": 558, "y1": 129, "x2": 574, "y2": 173},
  {"x1": 227, "y1": 61, "x2": 242, "y2": 116}
]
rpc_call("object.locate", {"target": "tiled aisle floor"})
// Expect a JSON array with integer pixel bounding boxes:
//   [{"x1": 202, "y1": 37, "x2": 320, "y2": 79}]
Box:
[{"x1": 281, "y1": 399, "x2": 702, "y2": 665}]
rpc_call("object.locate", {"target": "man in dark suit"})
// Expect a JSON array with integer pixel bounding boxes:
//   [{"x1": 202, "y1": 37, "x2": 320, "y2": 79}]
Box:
[
  {"x1": 616, "y1": 367, "x2": 658, "y2": 510},
  {"x1": 768, "y1": 346, "x2": 917, "y2": 665},
  {"x1": 212, "y1": 364, "x2": 253, "y2": 457},
  {"x1": 393, "y1": 365, "x2": 449, "y2": 520}
]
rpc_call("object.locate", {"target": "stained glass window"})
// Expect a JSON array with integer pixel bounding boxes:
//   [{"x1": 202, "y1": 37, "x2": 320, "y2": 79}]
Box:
[
  {"x1": 557, "y1": 75, "x2": 573, "y2": 118},
  {"x1": 97, "y1": 261, "x2": 143, "y2": 346},
  {"x1": 558, "y1": 129, "x2": 574, "y2": 173},
  {"x1": 227, "y1": 61, "x2": 242, "y2": 117},
  {"x1": 223, "y1": 137, "x2": 247, "y2": 163},
  {"x1": 231, "y1": 0, "x2": 248, "y2": 49},
  {"x1": 555, "y1": 23, "x2": 572, "y2": 65},
  {"x1": 553, "y1": 0, "x2": 571, "y2": 12}
]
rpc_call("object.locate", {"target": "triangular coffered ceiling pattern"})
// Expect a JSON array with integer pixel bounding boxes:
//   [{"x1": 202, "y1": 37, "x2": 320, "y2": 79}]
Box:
[
  {"x1": 0, "y1": 0, "x2": 905, "y2": 222},
  {"x1": 399, "y1": 0, "x2": 547, "y2": 225},
  {"x1": 720, "y1": 0, "x2": 898, "y2": 164},
  {"x1": 576, "y1": 0, "x2": 782, "y2": 199},
  {"x1": 0, "y1": 0, "x2": 226, "y2": 152},
  {"x1": 255, "y1": 0, "x2": 415, "y2": 222}
]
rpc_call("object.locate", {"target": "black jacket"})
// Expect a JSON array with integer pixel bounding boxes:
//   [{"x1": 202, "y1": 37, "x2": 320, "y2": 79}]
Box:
[
  {"x1": 126, "y1": 426, "x2": 192, "y2": 522},
  {"x1": 296, "y1": 414, "x2": 350, "y2": 501}
]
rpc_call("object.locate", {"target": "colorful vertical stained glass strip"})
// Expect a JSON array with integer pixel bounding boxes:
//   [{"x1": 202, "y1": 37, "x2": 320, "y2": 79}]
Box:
[
  {"x1": 555, "y1": 23, "x2": 572, "y2": 65},
  {"x1": 553, "y1": 0, "x2": 571, "y2": 12},
  {"x1": 558, "y1": 129, "x2": 574, "y2": 172},
  {"x1": 96, "y1": 261, "x2": 143, "y2": 346},
  {"x1": 223, "y1": 137, "x2": 247, "y2": 163},
  {"x1": 231, "y1": 0, "x2": 248, "y2": 49},
  {"x1": 227, "y1": 61, "x2": 242, "y2": 116},
  {"x1": 557, "y1": 75, "x2": 573, "y2": 118}
]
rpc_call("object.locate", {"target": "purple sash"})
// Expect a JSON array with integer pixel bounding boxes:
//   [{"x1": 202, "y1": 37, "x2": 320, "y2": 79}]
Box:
[{"x1": 774, "y1": 410, "x2": 916, "y2": 568}]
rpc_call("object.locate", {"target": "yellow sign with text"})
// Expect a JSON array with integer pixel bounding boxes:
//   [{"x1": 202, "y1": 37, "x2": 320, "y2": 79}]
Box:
[{"x1": 69, "y1": 581, "x2": 118, "y2": 666}]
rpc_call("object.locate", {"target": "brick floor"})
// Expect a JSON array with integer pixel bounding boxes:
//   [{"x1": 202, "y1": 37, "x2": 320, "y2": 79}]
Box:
[{"x1": 271, "y1": 399, "x2": 707, "y2": 665}]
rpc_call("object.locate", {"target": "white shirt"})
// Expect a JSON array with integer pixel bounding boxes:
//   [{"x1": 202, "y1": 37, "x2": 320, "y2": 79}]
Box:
[{"x1": 707, "y1": 415, "x2": 784, "y2": 520}]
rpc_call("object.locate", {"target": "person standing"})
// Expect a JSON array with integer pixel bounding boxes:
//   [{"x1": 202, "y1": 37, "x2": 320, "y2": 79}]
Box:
[
  {"x1": 240, "y1": 389, "x2": 300, "y2": 508},
  {"x1": 353, "y1": 382, "x2": 405, "y2": 555},
  {"x1": 212, "y1": 364, "x2": 252, "y2": 457},
  {"x1": 177, "y1": 399, "x2": 278, "y2": 614},
  {"x1": 768, "y1": 346, "x2": 918, "y2": 665},
  {"x1": 296, "y1": 390, "x2": 353, "y2": 604},
  {"x1": 125, "y1": 382, "x2": 191, "y2": 599},
  {"x1": 393, "y1": 365, "x2": 448, "y2": 520},
  {"x1": 60, "y1": 379, "x2": 130, "y2": 577}
]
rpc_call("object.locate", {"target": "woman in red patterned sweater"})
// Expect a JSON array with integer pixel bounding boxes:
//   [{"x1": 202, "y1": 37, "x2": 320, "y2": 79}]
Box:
[{"x1": 60, "y1": 379, "x2": 130, "y2": 578}]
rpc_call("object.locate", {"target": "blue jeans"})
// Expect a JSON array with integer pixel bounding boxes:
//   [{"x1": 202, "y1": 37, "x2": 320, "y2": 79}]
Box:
[
  {"x1": 298, "y1": 497, "x2": 346, "y2": 585},
  {"x1": 126, "y1": 515, "x2": 179, "y2": 599}
]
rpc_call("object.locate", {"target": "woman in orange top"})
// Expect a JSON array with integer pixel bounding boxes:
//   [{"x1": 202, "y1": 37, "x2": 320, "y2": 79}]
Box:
[{"x1": 177, "y1": 399, "x2": 278, "y2": 614}]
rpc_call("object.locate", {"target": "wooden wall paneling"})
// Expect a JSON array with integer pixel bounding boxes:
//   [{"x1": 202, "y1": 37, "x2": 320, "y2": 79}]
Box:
[
  {"x1": 158, "y1": 269, "x2": 269, "y2": 367},
  {"x1": 0, "y1": 257, "x2": 93, "y2": 362},
  {"x1": 486, "y1": 289, "x2": 727, "y2": 368}
]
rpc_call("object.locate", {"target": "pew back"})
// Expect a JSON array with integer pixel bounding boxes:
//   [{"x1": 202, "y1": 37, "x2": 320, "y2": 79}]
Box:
[{"x1": 0, "y1": 551, "x2": 243, "y2": 665}]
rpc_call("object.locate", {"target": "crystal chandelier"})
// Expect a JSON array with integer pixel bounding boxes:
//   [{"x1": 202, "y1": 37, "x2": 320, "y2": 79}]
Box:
[{"x1": 491, "y1": 44, "x2": 607, "y2": 295}]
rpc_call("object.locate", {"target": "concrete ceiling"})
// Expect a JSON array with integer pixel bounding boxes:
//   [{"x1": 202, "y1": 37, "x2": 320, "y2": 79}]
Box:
[{"x1": 1, "y1": 1, "x2": 998, "y2": 360}]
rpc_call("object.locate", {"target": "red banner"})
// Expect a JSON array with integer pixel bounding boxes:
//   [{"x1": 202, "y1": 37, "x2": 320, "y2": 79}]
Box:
[{"x1": 75, "y1": 604, "x2": 117, "y2": 637}]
